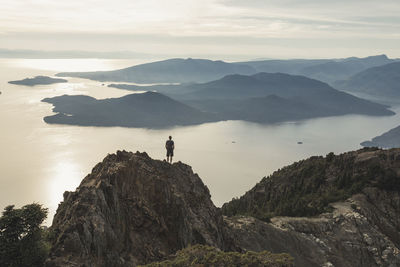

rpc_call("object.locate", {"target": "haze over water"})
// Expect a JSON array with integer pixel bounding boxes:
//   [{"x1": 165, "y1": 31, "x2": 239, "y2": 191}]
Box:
[{"x1": 1, "y1": 58, "x2": 400, "y2": 225}]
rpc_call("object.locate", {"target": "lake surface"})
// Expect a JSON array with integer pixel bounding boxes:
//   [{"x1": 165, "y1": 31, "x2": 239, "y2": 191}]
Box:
[{"x1": 1, "y1": 58, "x2": 400, "y2": 225}]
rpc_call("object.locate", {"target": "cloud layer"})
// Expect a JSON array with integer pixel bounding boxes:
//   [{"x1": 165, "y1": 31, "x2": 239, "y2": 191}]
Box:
[{"x1": 1, "y1": 0, "x2": 399, "y2": 59}]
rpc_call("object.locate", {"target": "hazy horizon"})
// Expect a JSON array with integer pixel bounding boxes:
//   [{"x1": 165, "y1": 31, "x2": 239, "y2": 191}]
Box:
[
  {"x1": 1, "y1": 0, "x2": 400, "y2": 59},
  {"x1": 0, "y1": 48, "x2": 398, "y2": 62}
]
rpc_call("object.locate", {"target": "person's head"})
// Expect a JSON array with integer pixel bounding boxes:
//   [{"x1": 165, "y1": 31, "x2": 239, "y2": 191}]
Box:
[{"x1": 169, "y1": 136, "x2": 172, "y2": 140}]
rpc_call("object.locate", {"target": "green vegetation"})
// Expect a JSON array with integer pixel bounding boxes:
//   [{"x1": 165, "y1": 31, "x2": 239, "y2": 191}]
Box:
[
  {"x1": 0, "y1": 203, "x2": 50, "y2": 267},
  {"x1": 140, "y1": 245, "x2": 293, "y2": 267},
  {"x1": 222, "y1": 148, "x2": 399, "y2": 219}
]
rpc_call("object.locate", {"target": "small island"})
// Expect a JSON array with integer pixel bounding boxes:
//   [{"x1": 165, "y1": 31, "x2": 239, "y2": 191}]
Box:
[
  {"x1": 42, "y1": 92, "x2": 218, "y2": 128},
  {"x1": 8, "y1": 76, "x2": 68, "y2": 86}
]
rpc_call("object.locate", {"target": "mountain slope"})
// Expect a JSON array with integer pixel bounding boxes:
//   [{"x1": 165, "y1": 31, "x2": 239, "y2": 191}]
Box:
[
  {"x1": 240, "y1": 55, "x2": 395, "y2": 84},
  {"x1": 298, "y1": 54, "x2": 395, "y2": 84},
  {"x1": 238, "y1": 59, "x2": 331, "y2": 74},
  {"x1": 222, "y1": 148, "x2": 400, "y2": 266},
  {"x1": 42, "y1": 92, "x2": 218, "y2": 128},
  {"x1": 185, "y1": 95, "x2": 333, "y2": 123},
  {"x1": 222, "y1": 148, "x2": 400, "y2": 218},
  {"x1": 335, "y1": 62, "x2": 400, "y2": 98},
  {"x1": 176, "y1": 72, "x2": 335, "y2": 99},
  {"x1": 56, "y1": 58, "x2": 257, "y2": 83},
  {"x1": 172, "y1": 72, "x2": 394, "y2": 118},
  {"x1": 361, "y1": 125, "x2": 400, "y2": 148}
]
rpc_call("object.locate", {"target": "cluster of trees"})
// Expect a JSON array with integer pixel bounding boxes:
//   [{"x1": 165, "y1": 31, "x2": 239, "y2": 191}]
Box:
[
  {"x1": 140, "y1": 244, "x2": 293, "y2": 267},
  {"x1": 222, "y1": 148, "x2": 399, "y2": 220},
  {"x1": 0, "y1": 203, "x2": 49, "y2": 267}
]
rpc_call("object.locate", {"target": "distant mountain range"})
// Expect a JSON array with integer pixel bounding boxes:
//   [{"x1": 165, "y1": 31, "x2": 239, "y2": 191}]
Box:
[
  {"x1": 361, "y1": 125, "x2": 400, "y2": 148},
  {"x1": 55, "y1": 55, "x2": 397, "y2": 85},
  {"x1": 112, "y1": 72, "x2": 394, "y2": 120},
  {"x1": 239, "y1": 55, "x2": 396, "y2": 84},
  {"x1": 8, "y1": 76, "x2": 68, "y2": 86},
  {"x1": 334, "y1": 62, "x2": 400, "y2": 99},
  {"x1": 56, "y1": 58, "x2": 256, "y2": 83},
  {"x1": 43, "y1": 72, "x2": 394, "y2": 128}
]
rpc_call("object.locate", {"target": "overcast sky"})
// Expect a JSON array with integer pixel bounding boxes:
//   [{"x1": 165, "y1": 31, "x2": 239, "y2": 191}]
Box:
[{"x1": 1, "y1": 0, "x2": 400, "y2": 60}]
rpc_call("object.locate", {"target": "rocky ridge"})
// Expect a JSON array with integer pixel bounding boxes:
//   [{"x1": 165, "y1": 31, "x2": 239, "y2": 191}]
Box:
[
  {"x1": 223, "y1": 148, "x2": 400, "y2": 266},
  {"x1": 46, "y1": 151, "x2": 236, "y2": 266},
  {"x1": 46, "y1": 148, "x2": 400, "y2": 267}
]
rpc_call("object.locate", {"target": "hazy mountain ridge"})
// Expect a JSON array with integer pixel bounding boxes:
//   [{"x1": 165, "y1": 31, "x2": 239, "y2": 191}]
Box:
[
  {"x1": 335, "y1": 61, "x2": 400, "y2": 98},
  {"x1": 56, "y1": 58, "x2": 257, "y2": 83},
  {"x1": 54, "y1": 55, "x2": 396, "y2": 86},
  {"x1": 43, "y1": 72, "x2": 394, "y2": 128},
  {"x1": 45, "y1": 148, "x2": 400, "y2": 266},
  {"x1": 155, "y1": 72, "x2": 394, "y2": 120},
  {"x1": 171, "y1": 72, "x2": 335, "y2": 100},
  {"x1": 239, "y1": 54, "x2": 397, "y2": 84}
]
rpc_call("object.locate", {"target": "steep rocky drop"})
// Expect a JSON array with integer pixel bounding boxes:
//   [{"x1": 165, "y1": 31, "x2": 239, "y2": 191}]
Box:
[{"x1": 46, "y1": 151, "x2": 236, "y2": 266}]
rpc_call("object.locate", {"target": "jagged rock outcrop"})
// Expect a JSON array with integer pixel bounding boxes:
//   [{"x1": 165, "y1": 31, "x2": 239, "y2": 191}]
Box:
[
  {"x1": 46, "y1": 148, "x2": 400, "y2": 267},
  {"x1": 223, "y1": 148, "x2": 400, "y2": 267},
  {"x1": 46, "y1": 151, "x2": 236, "y2": 267}
]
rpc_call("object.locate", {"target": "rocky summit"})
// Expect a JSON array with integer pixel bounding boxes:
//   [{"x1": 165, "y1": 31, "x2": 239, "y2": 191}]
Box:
[
  {"x1": 46, "y1": 148, "x2": 400, "y2": 267},
  {"x1": 45, "y1": 151, "x2": 237, "y2": 267}
]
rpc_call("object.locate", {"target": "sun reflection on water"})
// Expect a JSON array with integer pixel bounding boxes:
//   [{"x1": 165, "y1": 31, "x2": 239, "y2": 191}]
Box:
[{"x1": 46, "y1": 160, "x2": 83, "y2": 224}]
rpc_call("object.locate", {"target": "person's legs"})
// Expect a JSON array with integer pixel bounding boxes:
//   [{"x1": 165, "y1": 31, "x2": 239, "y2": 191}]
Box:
[
  {"x1": 167, "y1": 150, "x2": 173, "y2": 163},
  {"x1": 167, "y1": 151, "x2": 171, "y2": 163}
]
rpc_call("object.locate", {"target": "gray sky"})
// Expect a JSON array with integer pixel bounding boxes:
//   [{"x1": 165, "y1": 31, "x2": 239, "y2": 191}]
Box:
[{"x1": 1, "y1": 0, "x2": 400, "y2": 60}]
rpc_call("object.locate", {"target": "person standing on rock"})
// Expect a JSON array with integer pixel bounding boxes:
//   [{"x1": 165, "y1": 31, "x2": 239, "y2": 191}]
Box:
[{"x1": 165, "y1": 136, "x2": 175, "y2": 163}]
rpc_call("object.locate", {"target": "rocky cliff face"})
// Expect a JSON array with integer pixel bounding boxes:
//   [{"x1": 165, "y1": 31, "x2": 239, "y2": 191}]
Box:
[
  {"x1": 224, "y1": 148, "x2": 400, "y2": 267},
  {"x1": 46, "y1": 151, "x2": 236, "y2": 267},
  {"x1": 46, "y1": 148, "x2": 400, "y2": 267}
]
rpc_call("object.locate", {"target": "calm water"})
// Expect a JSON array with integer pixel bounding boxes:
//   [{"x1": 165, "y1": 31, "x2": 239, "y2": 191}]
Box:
[{"x1": 1, "y1": 58, "x2": 400, "y2": 225}]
